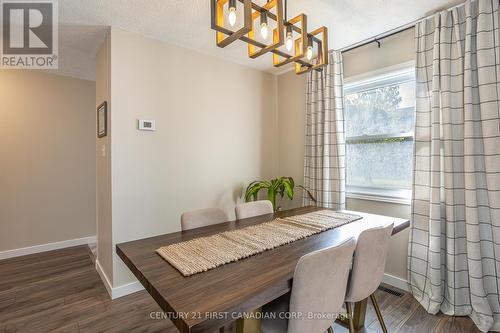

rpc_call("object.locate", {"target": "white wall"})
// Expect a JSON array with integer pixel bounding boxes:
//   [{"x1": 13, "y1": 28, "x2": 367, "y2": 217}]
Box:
[
  {"x1": 277, "y1": 28, "x2": 415, "y2": 281},
  {"x1": 96, "y1": 28, "x2": 279, "y2": 288},
  {"x1": 0, "y1": 70, "x2": 96, "y2": 253}
]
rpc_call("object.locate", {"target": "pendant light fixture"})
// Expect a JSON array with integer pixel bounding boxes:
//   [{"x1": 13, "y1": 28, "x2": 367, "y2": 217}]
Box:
[
  {"x1": 211, "y1": 0, "x2": 251, "y2": 48},
  {"x1": 295, "y1": 26, "x2": 328, "y2": 74},
  {"x1": 273, "y1": 12, "x2": 307, "y2": 68},
  {"x1": 247, "y1": 0, "x2": 284, "y2": 59},
  {"x1": 210, "y1": 0, "x2": 328, "y2": 75}
]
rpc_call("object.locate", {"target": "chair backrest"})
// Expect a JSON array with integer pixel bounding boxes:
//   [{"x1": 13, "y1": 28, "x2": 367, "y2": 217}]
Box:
[
  {"x1": 180, "y1": 208, "x2": 228, "y2": 231},
  {"x1": 235, "y1": 200, "x2": 273, "y2": 219},
  {"x1": 344, "y1": 223, "x2": 394, "y2": 303},
  {"x1": 287, "y1": 238, "x2": 356, "y2": 333}
]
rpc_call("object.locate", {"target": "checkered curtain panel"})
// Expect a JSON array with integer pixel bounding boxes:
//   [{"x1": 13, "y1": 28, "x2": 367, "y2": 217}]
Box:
[
  {"x1": 408, "y1": 0, "x2": 500, "y2": 331},
  {"x1": 303, "y1": 51, "x2": 346, "y2": 209}
]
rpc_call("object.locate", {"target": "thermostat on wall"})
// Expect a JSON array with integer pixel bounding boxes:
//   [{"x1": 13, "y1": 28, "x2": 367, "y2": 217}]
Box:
[{"x1": 138, "y1": 119, "x2": 156, "y2": 131}]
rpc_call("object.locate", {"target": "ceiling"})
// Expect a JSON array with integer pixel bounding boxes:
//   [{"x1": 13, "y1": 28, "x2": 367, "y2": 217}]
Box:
[{"x1": 52, "y1": 0, "x2": 462, "y2": 80}]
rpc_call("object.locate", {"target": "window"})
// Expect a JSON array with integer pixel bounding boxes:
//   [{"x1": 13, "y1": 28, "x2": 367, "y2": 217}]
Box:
[{"x1": 344, "y1": 67, "x2": 415, "y2": 203}]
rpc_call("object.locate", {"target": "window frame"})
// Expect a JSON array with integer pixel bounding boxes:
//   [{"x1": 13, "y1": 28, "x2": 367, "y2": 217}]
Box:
[{"x1": 343, "y1": 65, "x2": 415, "y2": 204}]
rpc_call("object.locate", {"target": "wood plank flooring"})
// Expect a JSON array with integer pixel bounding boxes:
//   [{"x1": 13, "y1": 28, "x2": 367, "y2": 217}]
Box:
[{"x1": 0, "y1": 245, "x2": 485, "y2": 333}]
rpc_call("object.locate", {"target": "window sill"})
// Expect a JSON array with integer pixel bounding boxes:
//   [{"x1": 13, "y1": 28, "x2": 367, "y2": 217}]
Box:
[{"x1": 346, "y1": 187, "x2": 411, "y2": 205}]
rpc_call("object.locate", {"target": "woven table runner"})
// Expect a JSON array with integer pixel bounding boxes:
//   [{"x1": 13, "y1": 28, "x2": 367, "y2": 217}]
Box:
[{"x1": 156, "y1": 210, "x2": 361, "y2": 276}]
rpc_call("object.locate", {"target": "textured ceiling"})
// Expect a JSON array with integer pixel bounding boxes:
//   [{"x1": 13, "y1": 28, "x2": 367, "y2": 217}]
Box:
[{"x1": 51, "y1": 0, "x2": 463, "y2": 80}]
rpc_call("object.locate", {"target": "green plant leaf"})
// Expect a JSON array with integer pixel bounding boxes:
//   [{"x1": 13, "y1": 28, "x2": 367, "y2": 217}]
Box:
[
  {"x1": 244, "y1": 177, "x2": 302, "y2": 211},
  {"x1": 244, "y1": 183, "x2": 257, "y2": 202},
  {"x1": 283, "y1": 180, "x2": 294, "y2": 200},
  {"x1": 297, "y1": 185, "x2": 317, "y2": 204},
  {"x1": 245, "y1": 181, "x2": 269, "y2": 202},
  {"x1": 274, "y1": 178, "x2": 284, "y2": 198},
  {"x1": 267, "y1": 186, "x2": 277, "y2": 211}
]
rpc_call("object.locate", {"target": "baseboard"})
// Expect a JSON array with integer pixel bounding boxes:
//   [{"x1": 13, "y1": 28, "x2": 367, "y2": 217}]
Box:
[
  {"x1": 112, "y1": 280, "x2": 144, "y2": 299},
  {"x1": 95, "y1": 259, "x2": 144, "y2": 300},
  {"x1": 95, "y1": 259, "x2": 114, "y2": 298},
  {"x1": 383, "y1": 273, "x2": 409, "y2": 292},
  {"x1": 0, "y1": 235, "x2": 96, "y2": 260}
]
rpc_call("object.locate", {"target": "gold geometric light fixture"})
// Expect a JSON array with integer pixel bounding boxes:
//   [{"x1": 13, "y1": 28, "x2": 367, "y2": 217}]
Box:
[
  {"x1": 210, "y1": 0, "x2": 328, "y2": 75},
  {"x1": 273, "y1": 13, "x2": 307, "y2": 67},
  {"x1": 211, "y1": 0, "x2": 252, "y2": 48},
  {"x1": 247, "y1": 0, "x2": 284, "y2": 58},
  {"x1": 295, "y1": 26, "x2": 328, "y2": 74}
]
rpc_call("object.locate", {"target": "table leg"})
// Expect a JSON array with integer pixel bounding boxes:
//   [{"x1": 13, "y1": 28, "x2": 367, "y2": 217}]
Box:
[
  {"x1": 235, "y1": 308, "x2": 262, "y2": 333},
  {"x1": 352, "y1": 298, "x2": 368, "y2": 330}
]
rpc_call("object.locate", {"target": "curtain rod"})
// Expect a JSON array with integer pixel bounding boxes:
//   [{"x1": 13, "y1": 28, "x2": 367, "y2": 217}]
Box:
[{"x1": 339, "y1": 0, "x2": 468, "y2": 53}]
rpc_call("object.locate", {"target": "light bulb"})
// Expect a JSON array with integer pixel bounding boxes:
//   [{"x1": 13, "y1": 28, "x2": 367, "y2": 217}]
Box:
[
  {"x1": 228, "y1": 0, "x2": 237, "y2": 27},
  {"x1": 306, "y1": 36, "x2": 313, "y2": 60},
  {"x1": 260, "y1": 23, "x2": 269, "y2": 40},
  {"x1": 285, "y1": 29, "x2": 293, "y2": 51},
  {"x1": 228, "y1": 7, "x2": 237, "y2": 27},
  {"x1": 306, "y1": 46, "x2": 313, "y2": 60},
  {"x1": 260, "y1": 11, "x2": 268, "y2": 40},
  {"x1": 286, "y1": 35, "x2": 293, "y2": 51}
]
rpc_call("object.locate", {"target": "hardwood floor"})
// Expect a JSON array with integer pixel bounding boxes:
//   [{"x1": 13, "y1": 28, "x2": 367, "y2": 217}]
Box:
[
  {"x1": 0, "y1": 245, "x2": 484, "y2": 333},
  {"x1": 331, "y1": 290, "x2": 482, "y2": 333},
  {"x1": 0, "y1": 245, "x2": 177, "y2": 333}
]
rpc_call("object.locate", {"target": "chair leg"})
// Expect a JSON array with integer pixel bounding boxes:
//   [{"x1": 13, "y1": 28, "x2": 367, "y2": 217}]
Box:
[
  {"x1": 370, "y1": 293, "x2": 388, "y2": 333},
  {"x1": 345, "y1": 302, "x2": 355, "y2": 333}
]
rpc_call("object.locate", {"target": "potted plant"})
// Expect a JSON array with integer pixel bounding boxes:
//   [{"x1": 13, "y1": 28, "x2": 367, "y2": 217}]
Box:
[{"x1": 244, "y1": 177, "x2": 316, "y2": 212}]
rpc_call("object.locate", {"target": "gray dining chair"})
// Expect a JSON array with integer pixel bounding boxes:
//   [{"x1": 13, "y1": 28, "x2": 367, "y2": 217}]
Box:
[
  {"x1": 235, "y1": 200, "x2": 273, "y2": 219},
  {"x1": 344, "y1": 223, "x2": 394, "y2": 333},
  {"x1": 260, "y1": 238, "x2": 357, "y2": 333},
  {"x1": 180, "y1": 207, "x2": 229, "y2": 231},
  {"x1": 181, "y1": 207, "x2": 230, "y2": 333}
]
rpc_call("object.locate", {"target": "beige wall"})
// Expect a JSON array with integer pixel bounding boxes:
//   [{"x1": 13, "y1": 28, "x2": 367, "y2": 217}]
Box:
[
  {"x1": 96, "y1": 28, "x2": 279, "y2": 287},
  {"x1": 94, "y1": 26, "x2": 415, "y2": 288},
  {"x1": 96, "y1": 33, "x2": 114, "y2": 281},
  {"x1": 277, "y1": 28, "x2": 415, "y2": 280},
  {"x1": 343, "y1": 28, "x2": 415, "y2": 78},
  {"x1": 0, "y1": 70, "x2": 96, "y2": 251},
  {"x1": 277, "y1": 71, "x2": 306, "y2": 210}
]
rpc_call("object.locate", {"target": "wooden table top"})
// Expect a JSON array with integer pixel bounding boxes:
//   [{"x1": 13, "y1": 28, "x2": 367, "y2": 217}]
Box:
[{"x1": 116, "y1": 206, "x2": 410, "y2": 333}]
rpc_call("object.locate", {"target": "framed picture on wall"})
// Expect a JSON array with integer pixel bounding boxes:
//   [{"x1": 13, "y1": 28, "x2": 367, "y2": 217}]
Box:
[{"x1": 97, "y1": 102, "x2": 107, "y2": 138}]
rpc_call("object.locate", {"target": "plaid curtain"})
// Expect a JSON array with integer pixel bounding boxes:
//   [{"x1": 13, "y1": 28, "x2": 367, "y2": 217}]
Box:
[
  {"x1": 408, "y1": 0, "x2": 500, "y2": 331},
  {"x1": 303, "y1": 51, "x2": 346, "y2": 209}
]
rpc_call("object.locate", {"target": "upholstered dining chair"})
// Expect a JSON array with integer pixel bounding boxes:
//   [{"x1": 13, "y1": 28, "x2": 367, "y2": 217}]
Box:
[
  {"x1": 235, "y1": 200, "x2": 274, "y2": 219},
  {"x1": 260, "y1": 238, "x2": 357, "y2": 333},
  {"x1": 180, "y1": 207, "x2": 230, "y2": 333},
  {"x1": 180, "y1": 207, "x2": 229, "y2": 231},
  {"x1": 344, "y1": 223, "x2": 394, "y2": 333}
]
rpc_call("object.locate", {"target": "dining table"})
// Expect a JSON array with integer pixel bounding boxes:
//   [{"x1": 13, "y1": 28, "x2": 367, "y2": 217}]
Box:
[{"x1": 116, "y1": 206, "x2": 410, "y2": 333}]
